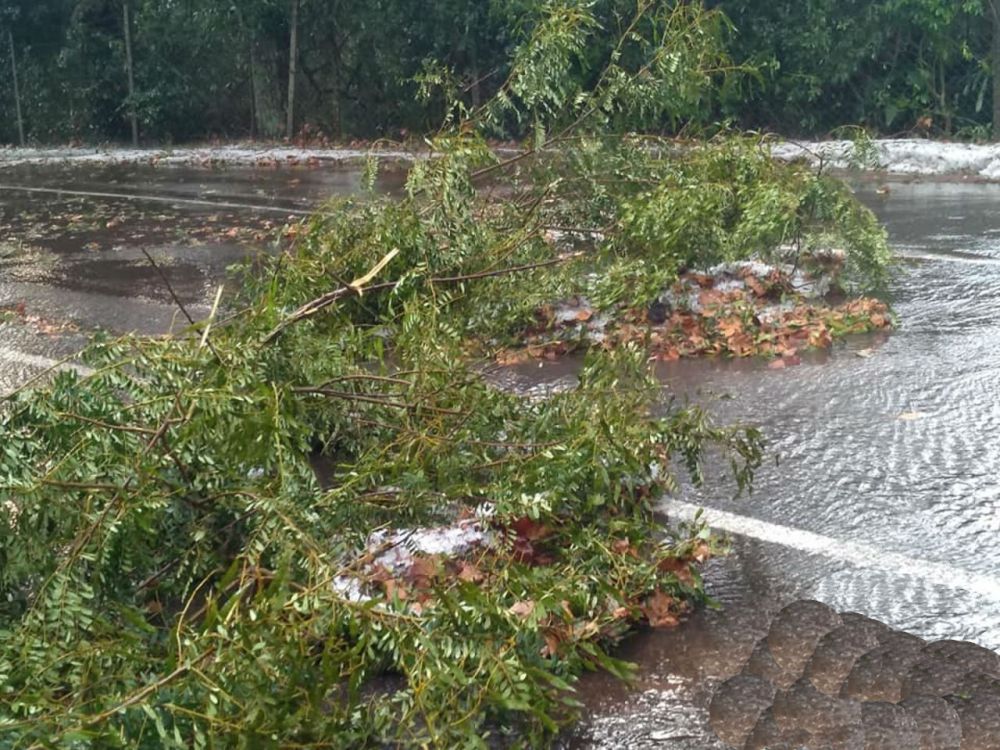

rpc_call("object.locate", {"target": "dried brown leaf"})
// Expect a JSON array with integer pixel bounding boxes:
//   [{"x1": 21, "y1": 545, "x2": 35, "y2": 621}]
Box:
[{"x1": 509, "y1": 600, "x2": 536, "y2": 619}]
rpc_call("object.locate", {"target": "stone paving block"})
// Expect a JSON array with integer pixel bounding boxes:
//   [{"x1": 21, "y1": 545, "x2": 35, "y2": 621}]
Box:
[
  {"x1": 902, "y1": 641, "x2": 1000, "y2": 699},
  {"x1": 898, "y1": 695, "x2": 962, "y2": 750},
  {"x1": 743, "y1": 707, "x2": 812, "y2": 750},
  {"x1": 860, "y1": 701, "x2": 922, "y2": 750},
  {"x1": 840, "y1": 633, "x2": 926, "y2": 703},
  {"x1": 767, "y1": 600, "x2": 843, "y2": 678},
  {"x1": 743, "y1": 638, "x2": 801, "y2": 691},
  {"x1": 709, "y1": 674, "x2": 777, "y2": 749},
  {"x1": 939, "y1": 671, "x2": 1000, "y2": 750},
  {"x1": 805, "y1": 614, "x2": 890, "y2": 696},
  {"x1": 706, "y1": 602, "x2": 1000, "y2": 750},
  {"x1": 772, "y1": 678, "x2": 863, "y2": 737}
]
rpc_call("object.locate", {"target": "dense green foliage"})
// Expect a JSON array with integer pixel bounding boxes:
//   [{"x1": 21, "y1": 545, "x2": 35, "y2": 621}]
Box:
[
  {"x1": 0, "y1": 2, "x2": 891, "y2": 747},
  {"x1": 713, "y1": 0, "x2": 994, "y2": 137},
  {"x1": 0, "y1": 0, "x2": 996, "y2": 144}
]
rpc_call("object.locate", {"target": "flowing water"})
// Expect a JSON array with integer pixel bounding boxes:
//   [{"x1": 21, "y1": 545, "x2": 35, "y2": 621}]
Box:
[{"x1": 667, "y1": 180, "x2": 1000, "y2": 647}]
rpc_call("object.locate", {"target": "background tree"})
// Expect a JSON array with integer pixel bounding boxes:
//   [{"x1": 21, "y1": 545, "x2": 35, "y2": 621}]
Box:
[
  {"x1": 3, "y1": 0, "x2": 1000, "y2": 143},
  {"x1": 711, "y1": 0, "x2": 990, "y2": 136},
  {"x1": 991, "y1": 0, "x2": 1000, "y2": 137}
]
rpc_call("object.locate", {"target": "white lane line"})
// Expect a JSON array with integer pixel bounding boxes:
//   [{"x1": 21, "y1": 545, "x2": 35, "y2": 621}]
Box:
[
  {"x1": 0, "y1": 346, "x2": 93, "y2": 378},
  {"x1": 663, "y1": 499, "x2": 1000, "y2": 601},
  {"x1": 0, "y1": 183, "x2": 318, "y2": 217},
  {"x1": 897, "y1": 251, "x2": 1000, "y2": 265}
]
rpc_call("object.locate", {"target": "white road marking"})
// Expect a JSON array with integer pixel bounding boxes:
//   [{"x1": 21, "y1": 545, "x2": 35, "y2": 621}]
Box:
[
  {"x1": 0, "y1": 183, "x2": 319, "y2": 216},
  {"x1": 663, "y1": 499, "x2": 1000, "y2": 601},
  {"x1": 898, "y1": 251, "x2": 1000, "y2": 265}
]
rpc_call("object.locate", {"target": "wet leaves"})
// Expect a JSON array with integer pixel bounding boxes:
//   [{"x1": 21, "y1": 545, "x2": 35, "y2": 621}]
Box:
[
  {"x1": 507, "y1": 516, "x2": 556, "y2": 566},
  {"x1": 625, "y1": 283, "x2": 890, "y2": 363},
  {"x1": 657, "y1": 557, "x2": 697, "y2": 587},
  {"x1": 641, "y1": 590, "x2": 681, "y2": 629},
  {"x1": 510, "y1": 516, "x2": 552, "y2": 542},
  {"x1": 498, "y1": 266, "x2": 893, "y2": 367},
  {"x1": 456, "y1": 561, "x2": 485, "y2": 583},
  {"x1": 0, "y1": 301, "x2": 78, "y2": 335},
  {"x1": 611, "y1": 538, "x2": 638, "y2": 557},
  {"x1": 347, "y1": 513, "x2": 712, "y2": 649},
  {"x1": 405, "y1": 556, "x2": 439, "y2": 590}
]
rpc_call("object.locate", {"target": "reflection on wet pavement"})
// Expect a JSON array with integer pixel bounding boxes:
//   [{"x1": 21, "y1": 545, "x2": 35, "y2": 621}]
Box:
[
  {"x1": 0, "y1": 162, "x2": 405, "y2": 336},
  {"x1": 0, "y1": 163, "x2": 402, "y2": 394},
  {"x1": 644, "y1": 181, "x2": 1000, "y2": 647}
]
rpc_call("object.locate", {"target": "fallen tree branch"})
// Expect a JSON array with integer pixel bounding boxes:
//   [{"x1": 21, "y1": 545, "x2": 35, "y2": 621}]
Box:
[
  {"x1": 262, "y1": 251, "x2": 585, "y2": 344},
  {"x1": 261, "y1": 280, "x2": 399, "y2": 344},
  {"x1": 261, "y1": 248, "x2": 403, "y2": 344}
]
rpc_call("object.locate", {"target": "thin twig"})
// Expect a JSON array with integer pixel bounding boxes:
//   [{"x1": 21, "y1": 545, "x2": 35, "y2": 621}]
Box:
[
  {"x1": 313, "y1": 373, "x2": 414, "y2": 388},
  {"x1": 200, "y1": 285, "x2": 225, "y2": 349},
  {"x1": 142, "y1": 250, "x2": 196, "y2": 327},
  {"x1": 39, "y1": 479, "x2": 122, "y2": 492},
  {"x1": 261, "y1": 280, "x2": 398, "y2": 344},
  {"x1": 292, "y1": 387, "x2": 465, "y2": 416},
  {"x1": 81, "y1": 650, "x2": 214, "y2": 726},
  {"x1": 430, "y1": 252, "x2": 583, "y2": 284},
  {"x1": 141, "y1": 250, "x2": 225, "y2": 363},
  {"x1": 55, "y1": 412, "x2": 160, "y2": 435}
]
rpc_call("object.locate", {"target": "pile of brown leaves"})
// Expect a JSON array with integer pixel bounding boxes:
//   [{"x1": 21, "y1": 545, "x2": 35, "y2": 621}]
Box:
[
  {"x1": 355, "y1": 514, "x2": 716, "y2": 648},
  {"x1": 499, "y1": 265, "x2": 892, "y2": 367}
]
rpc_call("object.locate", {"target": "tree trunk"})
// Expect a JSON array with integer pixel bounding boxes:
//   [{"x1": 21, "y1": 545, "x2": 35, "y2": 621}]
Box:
[
  {"x1": 993, "y1": 0, "x2": 1000, "y2": 140},
  {"x1": 286, "y1": 0, "x2": 299, "y2": 140},
  {"x1": 8, "y1": 30, "x2": 24, "y2": 147},
  {"x1": 470, "y1": 65, "x2": 482, "y2": 110},
  {"x1": 248, "y1": 38, "x2": 258, "y2": 139},
  {"x1": 331, "y1": 55, "x2": 342, "y2": 138},
  {"x1": 123, "y1": 1, "x2": 139, "y2": 146},
  {"x1": 940, "y1": 62, "x2": 951, "y2": 135},
  {"x1": 251, "y1": 38, "x2": 283, "y2": 138}
]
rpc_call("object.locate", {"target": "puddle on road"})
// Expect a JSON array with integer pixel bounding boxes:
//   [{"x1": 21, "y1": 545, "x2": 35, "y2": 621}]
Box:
[
  {"x1": 0, "y1": 162, "x2": 404, "y2": 333},
  {"x1": 0, "y1": 162, "x2": 406, "y2": 252}
]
